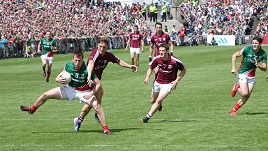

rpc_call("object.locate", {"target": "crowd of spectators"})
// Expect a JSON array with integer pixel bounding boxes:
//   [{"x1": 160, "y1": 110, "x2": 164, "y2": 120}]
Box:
[
  {"x1": 179, "y1": 0, "x2": 267, "y2": 42},
  {"x1": 253, "y1": 1, "x2": 268, "y2": 37},
  {"x1": 0, "y1": 0, "x2": 153, "y2": 58},
  {"x1": 3, "y1": 0, "x2": 268, "y2": 58}
]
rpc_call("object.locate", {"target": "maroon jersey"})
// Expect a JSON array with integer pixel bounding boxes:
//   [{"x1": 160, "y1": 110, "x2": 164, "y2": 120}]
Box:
[
  {"x1": 136, "y1": 5, "x2": 142, "y2": 12},
  {"x1": 150, "y1": 55, "x2": 185, "y2": 84},
  {"x1": 129, "y1": 32, "x2": 143, "y2": 48},
  {"x1": 151, "y1": 32, "x2": 171, "y2": 57},
  {"x1": 87, "y1": 48, "x2": 120, "y2": 80}
]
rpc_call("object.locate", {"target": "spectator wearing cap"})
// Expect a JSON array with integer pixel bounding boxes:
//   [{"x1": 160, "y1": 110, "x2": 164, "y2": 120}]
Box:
[
  {"x1": 142, "y1": 2, "x2": 147, "y2": 20},
  {"x1": 154, "y1": 3, "x2": 159, "y2": 22},
  {"x1": 161, "y1": 2, "x2": 167, "y2": 22},
  {"x1": 149, "y1": 3, "x2": 156, "y2": 22}
]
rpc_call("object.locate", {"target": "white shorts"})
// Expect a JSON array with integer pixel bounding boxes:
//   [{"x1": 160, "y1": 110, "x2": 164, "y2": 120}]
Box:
[
  {"x1": 130, "y1": 47, "x2": 141, "y2": 54},
  {"x1": 58, "y1": 85, "x2": 90, "y2": 103},
  {"x1": 152, "y1": 81, "x2": 173, "y2": 93},
  {"x1": 41, "y1": 52, "x2": 53, "y2": 64},
  {"x1": 238, "y1": 74, "x2": 256, "y2": 85}
]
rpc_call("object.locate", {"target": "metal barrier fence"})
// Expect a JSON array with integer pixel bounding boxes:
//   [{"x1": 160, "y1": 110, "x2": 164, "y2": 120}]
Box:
[
  {"x1": 0, "y1": 36, "x2": 128, "y2": 59},
  {"x1": 0, "y1": 35, "x2": 255, "y2": 59}
]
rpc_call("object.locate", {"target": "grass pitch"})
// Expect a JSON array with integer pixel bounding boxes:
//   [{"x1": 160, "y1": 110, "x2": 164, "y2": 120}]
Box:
[{"x1": 0, "y1": 45, "x2": 268, "y2": 151}]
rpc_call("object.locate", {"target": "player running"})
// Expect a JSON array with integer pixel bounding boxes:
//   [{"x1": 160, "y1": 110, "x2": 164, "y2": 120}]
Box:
[
  {"x1": 230, "y1": 36, "x2": 267, "y2": 116},
  {"x1": 37, "y1": 31, "x2": 57, "y2": 82},
  {"x1": 141, "y1": 43, "x2": 186, "y2": 123},
  {"x1": 125, "y1": 24, "x2": 144, "y2": 72}
]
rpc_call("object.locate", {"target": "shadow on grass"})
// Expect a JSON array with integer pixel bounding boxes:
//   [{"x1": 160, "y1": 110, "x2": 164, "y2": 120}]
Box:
[
  {"x1": 32, "y1": 128, "x2": 141, "y2": 134},
  {"x1": 32, "y1": 131, "x2": 75, "y2": 134},
  {"x1": 245, "y1": 112, "x2": 268, "y2": 115},
  {"x1": 81, "y1": 127, "x2": 141, "y2": 133}
]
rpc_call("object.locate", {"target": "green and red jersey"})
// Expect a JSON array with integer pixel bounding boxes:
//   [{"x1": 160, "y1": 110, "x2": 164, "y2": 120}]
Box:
[
  {"x1": 238, "y1": 46, "x2": 267, "y2": 77},
  {"x1": 64, "y1": 61, "x2": 98, "y2": 91},
  {"x1": 40, "y1": 37, "x2": 56, "y2": 56}
]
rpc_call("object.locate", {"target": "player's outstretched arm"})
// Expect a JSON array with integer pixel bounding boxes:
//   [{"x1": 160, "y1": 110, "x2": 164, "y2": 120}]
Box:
[{"x1": 117, "y1": 60, "x2": 138, "y2": 71}]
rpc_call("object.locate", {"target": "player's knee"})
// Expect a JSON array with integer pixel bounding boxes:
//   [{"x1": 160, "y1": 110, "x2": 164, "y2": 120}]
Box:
[
  {"x1": 155, "y1": 100, "x2": 163, "y2": 105},
  {"x1": 81, "y1": 105, "x2": 90, "y2": 113},
  {"x1": 150, "y1": 97, "x2": 156, "y2": 104},
  {"x1": 93, "y1": 104, "x2": 101, "y2": 112},
  {"x1": 241, "y1": 93, "x2": 250, "y2": 99},
  {"x1": 41, "y1": 92, "x2": 49, "y2": 99}
]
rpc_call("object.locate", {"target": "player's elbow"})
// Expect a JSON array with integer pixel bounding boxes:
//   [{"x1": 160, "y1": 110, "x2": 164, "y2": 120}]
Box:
[{"x1": 182, "y1": 68, "x2": 186, "y2": 74}]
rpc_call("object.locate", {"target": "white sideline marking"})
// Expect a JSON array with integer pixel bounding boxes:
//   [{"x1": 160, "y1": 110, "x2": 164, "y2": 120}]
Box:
[
  {"x1": 1, "y1": 118, "x2": 268, "y2": 121},
  {"x1": 0, "y1": 144, "x2": 255, "y2": 148}
]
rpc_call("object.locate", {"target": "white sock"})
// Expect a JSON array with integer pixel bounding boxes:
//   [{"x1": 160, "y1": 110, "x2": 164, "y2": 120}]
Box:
[{"x1": 146, "y1": 113, "x2": 152, "y2": 119}]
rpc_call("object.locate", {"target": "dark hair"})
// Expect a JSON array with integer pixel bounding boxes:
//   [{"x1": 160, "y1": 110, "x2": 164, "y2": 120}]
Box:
[
  {"x1": 134, "y1": 24, "x2": 138, "y2": 28},
  {"x1": 253, "y1": 36, "x2": 263, "y2": 44},
  {"x1": 155, "y1": 22, "x2": 162, "y2": 28},
  {"x1": 159, "y1": 43, "x2": 169, "y2": 51},
  {"x1": 98, "y1": 37, "x2": 109, "y2": 46},
  {"x1": 73, "y1": 51, "x2": 84, "y2": 59}
]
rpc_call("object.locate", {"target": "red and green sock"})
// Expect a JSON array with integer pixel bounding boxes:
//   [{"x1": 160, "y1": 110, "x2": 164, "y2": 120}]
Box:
[
  {"x1": 231, "y1": 103, "x2": 241, "y2": 112},
  {"x1": 102, "y1": 126, "x2": 109, "y2": 131}
]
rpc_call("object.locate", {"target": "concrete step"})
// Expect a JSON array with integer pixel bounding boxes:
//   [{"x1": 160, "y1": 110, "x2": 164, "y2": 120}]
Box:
[{"x1": 250, "y1": 18, "x2": 260, "y2": 35}]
